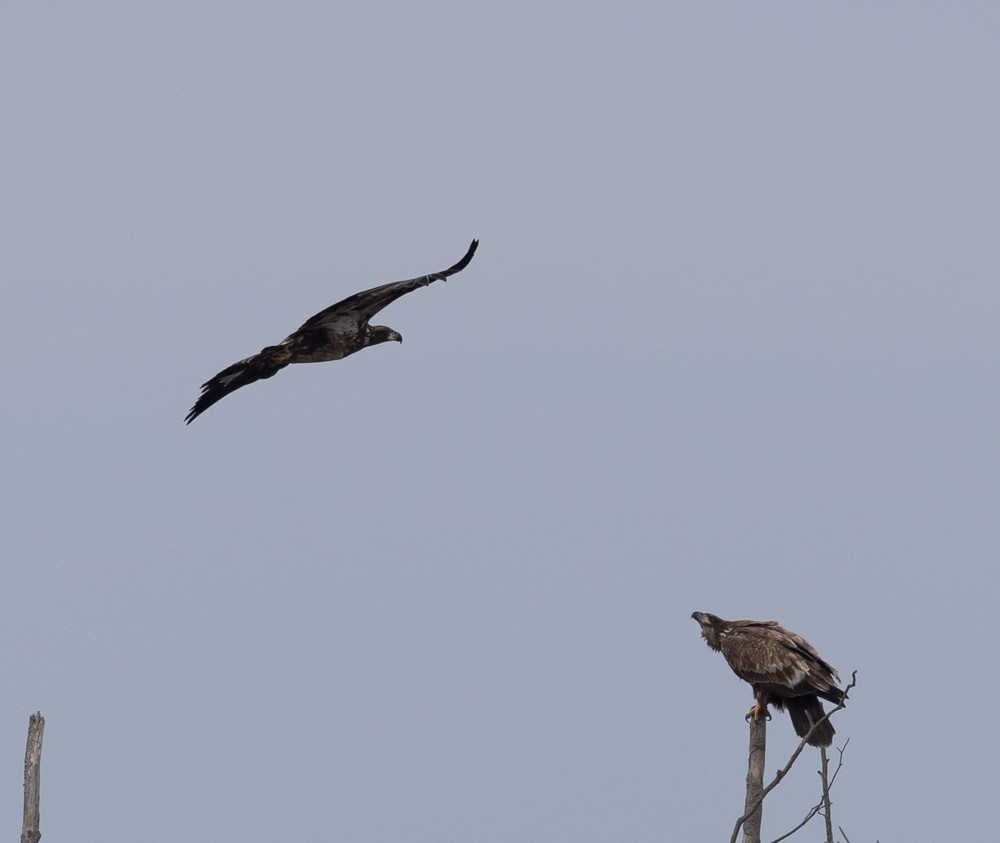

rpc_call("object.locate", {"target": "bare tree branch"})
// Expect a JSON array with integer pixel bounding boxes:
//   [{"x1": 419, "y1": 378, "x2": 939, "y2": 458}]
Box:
[
  {"x1": 770, "y1": 801, "x2": 822, "y2": 842},
  {"x1": 769, "y1": 739, "x2": 849, "y2": 843},
  {"x1": 821, "y1": 747, "x2": 835, "y2": 843},
  {"x1": 729, "y1": 671, "x2": 857, "y2": 843},
  {"x1": 837, "y1": 825, "x2": 879, "y2": 843}
]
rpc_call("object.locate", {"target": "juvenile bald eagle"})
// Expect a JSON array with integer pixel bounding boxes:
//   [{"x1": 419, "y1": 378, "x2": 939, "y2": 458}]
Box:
[
  {"x1": 185, "y1": 240, "x2": 478, "y2": 423},
  {"x1": 691, "y1": 612, "x2": 845, "y2": 748}
]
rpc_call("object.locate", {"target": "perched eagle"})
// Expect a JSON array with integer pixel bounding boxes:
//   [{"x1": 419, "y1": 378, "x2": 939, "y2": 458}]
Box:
[
  {"x1": 691, "y1": 612, "x2": 845, "y2": 748},
  {"x1": 185, "y1": 240, "x2": 478, "y2": 423}
]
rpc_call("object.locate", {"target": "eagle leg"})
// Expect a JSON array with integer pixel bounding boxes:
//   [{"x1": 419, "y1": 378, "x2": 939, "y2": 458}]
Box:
[{"x1": 745, "y1": 696, "x2": 771, "y2": 722}]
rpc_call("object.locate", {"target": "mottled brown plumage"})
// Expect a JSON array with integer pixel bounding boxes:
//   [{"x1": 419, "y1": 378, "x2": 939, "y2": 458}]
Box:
[
  {"x1": 186, "y1": 240, "x2": 478, "y2": 423},
  {"x1": 692, "y1": 611, "x2": 845, "y2": 747}
]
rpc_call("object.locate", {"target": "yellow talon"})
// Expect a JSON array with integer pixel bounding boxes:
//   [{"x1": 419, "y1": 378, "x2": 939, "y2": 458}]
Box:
[{"x1": 745, "y1": 703, "x2": 771, "y2": 722}]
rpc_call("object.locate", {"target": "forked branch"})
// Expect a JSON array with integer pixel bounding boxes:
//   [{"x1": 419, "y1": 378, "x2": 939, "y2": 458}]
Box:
[
  {"x1": 770, "y1": 739, "x2": 849, "y2": 843},
  {"x1": 729, "y1": 671, "x2": 857, "y2": 843}
]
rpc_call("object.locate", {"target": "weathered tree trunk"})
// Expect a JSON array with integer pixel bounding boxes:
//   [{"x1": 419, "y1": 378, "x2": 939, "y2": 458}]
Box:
[
  {"x1": 21, "y1": 712, "x2": 44, "y2": 843},
  {"x1": 741, "y1": 714, "x2": 766, "y2": 843}
]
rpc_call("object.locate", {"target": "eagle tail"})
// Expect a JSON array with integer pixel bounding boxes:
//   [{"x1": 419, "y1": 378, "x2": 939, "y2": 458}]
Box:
[
  {"x1": 783, "y1": 695, "x2": 836, "y2": 748},
  {"x1": 818, "y1": 685, "x2": 847, "y2": 707}
]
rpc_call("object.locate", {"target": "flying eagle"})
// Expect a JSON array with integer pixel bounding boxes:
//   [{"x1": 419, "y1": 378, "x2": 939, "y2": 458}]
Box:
[
  {"x1": 185, "y1": 240, "x2": 478, "y2": 423},
  {"x1": 691, "y1": 612, "x2": 845, "y2": 747}
]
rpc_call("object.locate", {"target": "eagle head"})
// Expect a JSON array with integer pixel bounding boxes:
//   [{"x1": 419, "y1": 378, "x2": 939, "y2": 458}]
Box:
[
  {"x1": 692, "y1": 611, "x2": 724, "y2": 651},
  {"x1": 366, "y1": 326, "x2": 403, "y2": 346}
]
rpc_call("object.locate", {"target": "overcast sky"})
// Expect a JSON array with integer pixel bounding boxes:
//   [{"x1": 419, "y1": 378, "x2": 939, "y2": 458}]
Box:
[{"x1": 3, "y1": 2, "x2": 999, "y2": 840}]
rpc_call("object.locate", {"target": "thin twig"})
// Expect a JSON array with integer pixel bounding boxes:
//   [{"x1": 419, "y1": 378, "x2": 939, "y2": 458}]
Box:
[
  {"x1": 836, "y1": 825, "x2": 877, "y2": 843},
  {"x1": 770, "y1": 741, "x2": 850, "y2": 843},
  {"x1": 821, "y1": 746, "x2": 834, "y2": 843},
  {"x1": 770, "y1": 802, "x2": 822, "y2": 843}
]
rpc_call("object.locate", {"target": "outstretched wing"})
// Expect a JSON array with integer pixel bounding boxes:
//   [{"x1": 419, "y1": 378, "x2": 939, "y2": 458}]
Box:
[
  {"x1": 185, "y1": 345, "x2": 294, "y2": 424},
  {"x1": 296, "y1": 239, "x2": 479, "y2": 333}
]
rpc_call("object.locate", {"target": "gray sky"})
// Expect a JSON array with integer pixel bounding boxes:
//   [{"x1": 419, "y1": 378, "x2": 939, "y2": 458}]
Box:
[{"x1": 3, "y1": 2, "x2": 998, "y2": 839}]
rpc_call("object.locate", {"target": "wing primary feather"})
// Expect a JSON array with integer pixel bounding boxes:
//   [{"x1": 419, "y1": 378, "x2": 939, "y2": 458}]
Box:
[
  {"x1": 185, "y1": 346, "x2": 291, "y2": 424},
  {"x1": 439, "y1": 239, "x2": 478, "y2": 278}
]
